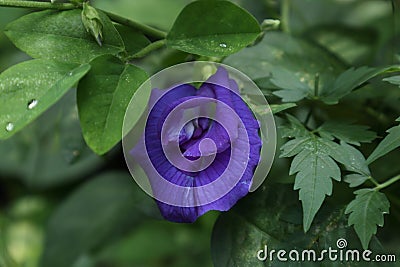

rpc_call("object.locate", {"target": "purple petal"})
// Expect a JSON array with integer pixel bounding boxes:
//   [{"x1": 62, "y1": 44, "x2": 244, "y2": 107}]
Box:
[{"x1": 130, "y1": 67, "x2": 262, "y2": 223}]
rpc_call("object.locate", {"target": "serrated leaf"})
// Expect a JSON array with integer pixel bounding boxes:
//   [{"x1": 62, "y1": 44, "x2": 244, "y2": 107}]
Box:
[
  {"x1": 367, "y1": 118, "x2": 400, "y2": 164},
  {"x1": 211, "y1": 184, "x2": 370, "y2": 267},
  {"x1": 318, "y1": 121, "x2": 376, "y2": 146},
  {"x1": 77, "y1": 55, "x2": 148, "y2": 155},
  {"x1": 167, "y1": 0, "x2": 261, "y2": 57},
  {"x1": 331, "y1": 141, "x2": 370, "y2": 176},
  {"x1": 383, "y1": 75, "x2": 400, "y2": 87},
  {"x1": 320, "y1": 66, "x2": 398, "y2": 104},
  {"x1": 279, "y1": 114, "x2": 310, "y2": 139},
  {"x1": 5, "y1": 10, "x2": 124, "y2": 64},
  {"x1": 345, "y1": 189, "x2": 390, "y2": 249},
  {"x1": 40, "y1": 172, "x2": 156, "y2": 267},
  {"x1": 270, "y1": 67, "x2": 312, "y2": 102},
  {"x1": 0, "y1": 59, "x2": 90, "y2": 139},
  {"x1": 281, "y1": 136, "x2": 341, "y2": 231},
  {"x1": 224, "y1": 32, "x2": 345, "y2": 91},
  {"x1": 344, "y1": 174, "x2": 369, "y2": 188}
]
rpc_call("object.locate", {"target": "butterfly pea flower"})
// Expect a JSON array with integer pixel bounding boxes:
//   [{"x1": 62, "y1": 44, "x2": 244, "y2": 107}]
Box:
[{"x1": 131, "y1": 67, "x2": 261, "y2": 223}]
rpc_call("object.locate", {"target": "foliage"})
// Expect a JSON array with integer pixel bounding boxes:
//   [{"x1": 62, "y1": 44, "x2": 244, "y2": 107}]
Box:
[{"x1": 0, "y1": 0, "x2": 399, "y2": 267}]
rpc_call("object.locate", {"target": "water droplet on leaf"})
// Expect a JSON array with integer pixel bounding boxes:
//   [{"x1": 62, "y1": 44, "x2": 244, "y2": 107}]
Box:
[
  {"x1": 27, "y1": 99, "x2": 38, "y2": 110},
  {"x1": 5, "y1": 122, "x2": 14, "y2": 132},
  {"x1": 219, "y1": 43, "x2": 227, "y2": 48}
]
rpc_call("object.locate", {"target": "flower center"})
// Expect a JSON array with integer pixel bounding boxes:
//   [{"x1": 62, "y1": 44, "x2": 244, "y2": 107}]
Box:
[{"x1": 179, "y1": 118, "x2": 210, "y2": 154}]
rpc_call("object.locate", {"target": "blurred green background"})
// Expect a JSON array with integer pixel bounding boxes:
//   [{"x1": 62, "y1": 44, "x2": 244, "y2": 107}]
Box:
[{"x1": 0, "y1": 0, "x2": 399, "y2": 267}]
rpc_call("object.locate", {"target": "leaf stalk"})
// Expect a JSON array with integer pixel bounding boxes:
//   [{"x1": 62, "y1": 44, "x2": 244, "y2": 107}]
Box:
[{"x1": 375, "y1": 174, "x2": 400, "y2": 191}]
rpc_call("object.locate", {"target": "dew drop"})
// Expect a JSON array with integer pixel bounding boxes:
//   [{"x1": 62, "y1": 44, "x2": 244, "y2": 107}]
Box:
[
  {"x1": 27, "y1": 99, "x2": 38, "y2": 110},
  {"x1": 68, "y1": 72, "x2": 73, "y2": 76},
  {"x1": 5, "y1": 122, "x2": 14, "y2": 132},
  {"x1": 219, "y1": 43, "x2": 227, "y2": 48}
]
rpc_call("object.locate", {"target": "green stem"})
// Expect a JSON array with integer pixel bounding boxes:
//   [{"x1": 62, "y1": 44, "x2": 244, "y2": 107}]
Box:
[
  {"x1": 128, "y1": 39, "x2": 166, "y2": 59},
  {"x1": 314, "y1": 73, "x2": 320, "y2": 98},
  {"x1": 0, "y1": 0, "x2": 76, "y2": 10},
  {"x1": 0, "y1": 1, "x2": 167, "y2": 39},
  {"x1": 304, "y1": 107, "x2": 313, "y2": 128},
  {"x1": 367, "y1": 176, "x2": 380, "y2": 187},
  {"x1": 375, "y1": 174, "x2": 400, "y2": 191},
  {"x1": 100, "y1": 10, "x2": 167, "y2": 39},
  {"x1": 281, "y1": 0, "x2": 291, "y2": 33}
]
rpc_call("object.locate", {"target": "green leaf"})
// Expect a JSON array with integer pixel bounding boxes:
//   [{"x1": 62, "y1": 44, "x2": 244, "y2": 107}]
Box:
[
  {"x1": 0, "y1": 90, "x2": 104, "y2": 188},
  {"x1": 319, "y1": 66, "x2": 397, "y2": 104},
  {"x1": 281, "y1": 136, "x2": 341, "y2": 232},
  {"x1": 225, "y1": 32, "x2": 398, "y2": 104},
  {"x1": 0, "y1": 59, "x2": 90, "y2": 139},
  {"x1": 5, "y1": 10, "x2": 124, "y2": 64},
  {"x1": 318, "y1": 121, "x2": 377, "y2": 146},
  {"x1": 211, "y1": 184, "x2": 369, "y2": 266},
  {"x1": 383, "y1": 75, "x2": 400, "y2": 87},
  {"x1": 167, "y1": 0, "x2": 261, "y2": 57},
  {"x1": 331, "y1": 142, "x2": 370, "y2": 176},
  {"x1": 344, "y1": 174, "x2": 369, "y2": 188},
  {"x1": 280, "y1": 114, "x2": 310, "y2": 139},
  {"x1": 40, "y1": 172, "x2": 156, "y2": 267},
  {"x1": 115, "y1": 24, "x2": 151, "y2": 56},
  {"x1": 77, "y1": 55, "x2": 148, "y2": 155},
  {"x1": 367, "y1": 118, "x2": 400, "y2": 164},
  {"x1": 270, "y1": 67, "x2": 312, "y2": 102},
  {"x1": 224, "y1": 32, "x2": 345, "y2": 87},
  {"x1": 345, "y1": 189, "x2": 390, "y2": 249}
]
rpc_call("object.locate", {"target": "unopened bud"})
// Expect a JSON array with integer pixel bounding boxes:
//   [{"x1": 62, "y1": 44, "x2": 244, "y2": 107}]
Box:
[{"x1": 81, "y1": 2, "x2": 104, "y2": 46}]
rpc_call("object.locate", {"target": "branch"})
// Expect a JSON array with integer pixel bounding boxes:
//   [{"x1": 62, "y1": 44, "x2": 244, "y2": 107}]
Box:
[
  {"x1": 128, "y1": 39, "x2": 166, "y2": 59},
  {"x1": 375, "y1": 174, "x2": 400, "y2": 191},
  {"x1": 100, "y1": 10, "x2": 167, "y2": 39},
  {"x1": 0, "y1": 1, "x2": 167, "y2": 40},
  {"x1": 0, "y1": 0, "x2": 76, "y2": 10}
]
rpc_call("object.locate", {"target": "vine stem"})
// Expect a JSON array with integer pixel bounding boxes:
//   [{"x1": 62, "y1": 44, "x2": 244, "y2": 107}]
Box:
[
  {"x1": 99, "y1": 10, "x2": 167, "y2": 39},
  {"x1": 0, "y1": 0, "x2": 76, "y2": 10},
  {"x1": 375, "y1": 174, "x2": 400, "y2": 191},
  {"x1": 367, "y1": 176, "x2": 380, "y2": 187},
  {"x1": 281, "y1": 0, "x2": 291, "y2": 33},
  {"x1": 0, "y1": 1, "x2": 167, "y2": 39},
  {"x1": 128, "y1": 39, "x2": 166, "y2": 59}
]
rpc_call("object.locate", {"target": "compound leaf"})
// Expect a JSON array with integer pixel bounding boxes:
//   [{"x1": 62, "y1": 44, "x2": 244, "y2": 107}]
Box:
[
  {"x1": 320, "y1": 66, "x2": 398, "y2": 104},
  {"x1": 318, "y1": 121, "x2": 376, "y2": 146},
  {"x1": 281, "y1": 136, "x2": 341, "y2": 231}
]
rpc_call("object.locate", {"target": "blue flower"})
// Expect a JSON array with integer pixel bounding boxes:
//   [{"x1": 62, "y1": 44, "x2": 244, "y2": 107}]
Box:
[{"x1": 131, "y1": 67, "x2": 261, "y2": 223}]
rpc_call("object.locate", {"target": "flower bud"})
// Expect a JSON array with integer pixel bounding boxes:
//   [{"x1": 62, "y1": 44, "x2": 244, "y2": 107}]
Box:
[{"x1": 81, "y1": 2, "x2": 103, "y2": 46}]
